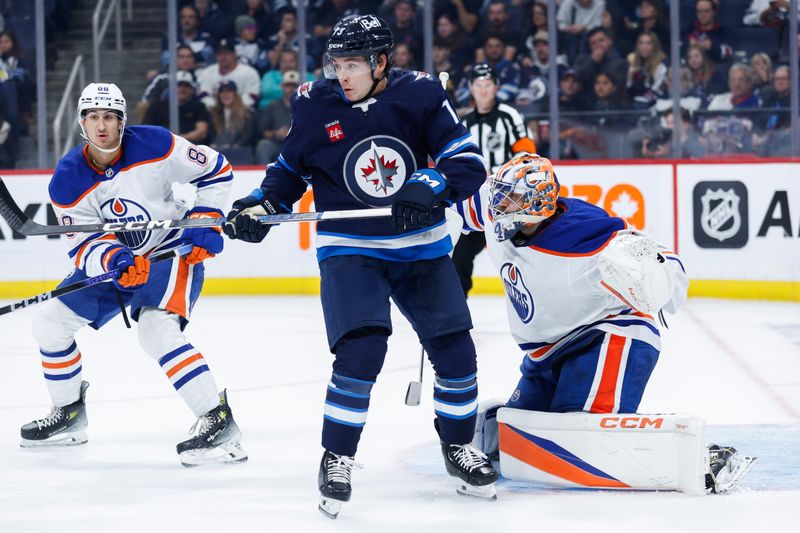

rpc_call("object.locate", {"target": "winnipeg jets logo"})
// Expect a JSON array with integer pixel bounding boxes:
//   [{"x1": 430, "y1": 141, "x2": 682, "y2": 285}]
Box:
[
  {"x1": 297, "y1": 81, "x2": 314, "y2": 99},
  {"x1": 500, "y1": 262, "x2": 534, "y2": 324},
  {"x1": 413, "y1": 71, "x2": 431, "y2": 82},
  {"x1": 100, "y1": 197, "x2": 152, "y2": 250},
  {"x1": 343, "y1": 135, "x2": 415, "y2": 207}
]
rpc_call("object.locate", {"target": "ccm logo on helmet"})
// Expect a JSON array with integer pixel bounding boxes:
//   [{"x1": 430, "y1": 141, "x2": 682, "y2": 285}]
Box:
[{"x1": 599, "y1": 416, "x2": 664, "y2": 429}]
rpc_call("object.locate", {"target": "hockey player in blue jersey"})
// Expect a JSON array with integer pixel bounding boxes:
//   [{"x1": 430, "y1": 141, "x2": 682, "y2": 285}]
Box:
[
  {"x1": 19, "y1": 82, "x2": 247, "y2": 467},
  {"x1": 224, "y1": 14, "x2": 498, "y2": 518}
]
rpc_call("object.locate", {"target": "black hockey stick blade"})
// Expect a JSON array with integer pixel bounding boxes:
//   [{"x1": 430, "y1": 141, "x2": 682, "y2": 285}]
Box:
[{"x1": 0, "y1": 177, "x2": 36, "y2": 235}]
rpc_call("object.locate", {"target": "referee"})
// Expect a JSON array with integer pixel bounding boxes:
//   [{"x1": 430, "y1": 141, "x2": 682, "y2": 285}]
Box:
[{"x1": 454, "y1": 63, "x2": 537, "y2": 295}]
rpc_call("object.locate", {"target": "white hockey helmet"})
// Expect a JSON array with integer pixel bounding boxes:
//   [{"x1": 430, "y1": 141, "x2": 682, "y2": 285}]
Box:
[
  {"x1": 488, "y1": 153, "x2": 559, "y2": 241},
  {"x1": 76, "y1": 82, "x2": 127, "y2": 152}
]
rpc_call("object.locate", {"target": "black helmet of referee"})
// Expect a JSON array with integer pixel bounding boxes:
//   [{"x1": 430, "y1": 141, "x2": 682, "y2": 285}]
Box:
[{"x1": 470, "y1": 63, "x2": 498, "y2": 84}]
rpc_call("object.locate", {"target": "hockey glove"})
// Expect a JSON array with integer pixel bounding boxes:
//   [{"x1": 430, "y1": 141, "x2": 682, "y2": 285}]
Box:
[
  {"x1": 182, "y1": 206, "x2": 224, "y2": 264},
  {"x1": 223, "y1": 188, "x2": 287, "y2": 243},
  {"x1": 391, "y1": 169, "x2": 449, "y2": 232},
  {"x1": 105, "y1": 247, "x2": 150, "y2": 291}
]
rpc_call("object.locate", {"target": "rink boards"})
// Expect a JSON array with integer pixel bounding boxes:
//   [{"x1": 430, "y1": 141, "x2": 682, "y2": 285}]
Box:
[{"x1": 0, "y1": 158, "x2": 798, "y2": 300}]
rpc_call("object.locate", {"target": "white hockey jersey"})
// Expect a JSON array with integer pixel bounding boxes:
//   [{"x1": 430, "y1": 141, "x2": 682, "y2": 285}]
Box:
[
  {"x1": 50, "y1": 125, "x2": 233, "y2": 277},
  {"x1": 454, "y1": 185, "x2": 688, "y2": 366}
]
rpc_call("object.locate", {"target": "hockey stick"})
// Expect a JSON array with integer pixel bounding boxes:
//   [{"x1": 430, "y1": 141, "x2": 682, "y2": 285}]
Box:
[
  {"x1": 0, "y1": 244, "x2": 193, "y2": 317},
  {"x1": 404, "y1": 346, "x2": 425, "y2": 407},
  {"x1": 0, "y1": 178, "x2": 391, "y2": 236}
]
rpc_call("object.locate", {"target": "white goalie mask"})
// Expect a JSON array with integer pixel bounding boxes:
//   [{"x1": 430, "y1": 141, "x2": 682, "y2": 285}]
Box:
[
  {"x1": 488, "y1": 153, "x2": 559, "y2": 241},
  {"x1": 76, "y1": 82, "x2": 127, "y2": 154}
]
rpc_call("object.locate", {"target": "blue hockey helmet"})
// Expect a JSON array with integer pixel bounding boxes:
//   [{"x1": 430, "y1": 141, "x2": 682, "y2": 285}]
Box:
[{"x1": 324, "y1": 14, "x2": 394, "y2": 78}]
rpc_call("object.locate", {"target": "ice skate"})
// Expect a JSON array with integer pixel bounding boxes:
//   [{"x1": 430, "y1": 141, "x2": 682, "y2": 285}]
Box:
[
  {"x1": 176, "y1": 390, "x2": 247, "y2": 467},
  {"x1": 318, "y1": 450, "x2": 361, "y2": 519},
  {"x1": 705, "y1": 444, "x2": 756, "y2": 494},
  {"x1": 20, "y1": 381, "x2": 89, "y2": 448},
  {"x1": 441, "y1": 441, "x2": 499, "y2": 500}
]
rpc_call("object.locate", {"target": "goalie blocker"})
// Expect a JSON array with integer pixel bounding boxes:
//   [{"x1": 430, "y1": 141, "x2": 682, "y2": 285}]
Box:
[{"x1": 473, "y1": 403, "x2": 755, "y2": 495}]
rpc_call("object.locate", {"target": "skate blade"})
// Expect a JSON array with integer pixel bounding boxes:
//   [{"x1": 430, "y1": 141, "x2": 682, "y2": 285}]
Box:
[
  {"x1": 713, "y1": 455, "x2": 757, "y2": 493},
  {"x1": 20, "y1": 428, "x2": 88, "y2": 448},
  {"x1": 319, "y1": 496, "x2": 343, "y2": 519},
  {"x1": 179, "y1": 441, "x2": 249, "y2": 468},
  {"x1": 455, "y1": 480, "x2": 497, "y2": 501}
]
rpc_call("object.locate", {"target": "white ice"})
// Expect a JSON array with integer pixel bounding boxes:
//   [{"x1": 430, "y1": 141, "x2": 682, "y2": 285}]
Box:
[{"x1": 1, "y1": 296, "x2": 798, "y2": 532}]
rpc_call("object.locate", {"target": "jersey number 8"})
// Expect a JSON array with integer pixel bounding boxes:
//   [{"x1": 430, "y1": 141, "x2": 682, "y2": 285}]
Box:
[{"x1": 187, "y1": 146, "x2": 207, "y2": 165}]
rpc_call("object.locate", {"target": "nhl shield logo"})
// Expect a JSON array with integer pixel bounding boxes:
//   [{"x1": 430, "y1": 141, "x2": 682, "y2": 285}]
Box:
[
  {"x1": 100, "y1": 197, "x2": 152, "y2": 250},
  {"x1": 342, "y1": 135, "x2": 415, "y2": 207},
  {"x1": 500, "y1": 262, "x2": 534, "y2": 324},
  {"x1": 693, "y1": 181, "x2": 749, "y2": 248}
]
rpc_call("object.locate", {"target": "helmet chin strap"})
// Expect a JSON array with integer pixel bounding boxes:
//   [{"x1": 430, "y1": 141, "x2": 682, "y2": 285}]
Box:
[{"x1": 79, "y1": 123, "x2": 124, "y2": 155}]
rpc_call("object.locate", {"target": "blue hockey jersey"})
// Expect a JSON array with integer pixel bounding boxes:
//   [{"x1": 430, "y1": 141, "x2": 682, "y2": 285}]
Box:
[{"x1": 260, "y1": 69, "x2": 487, "y2": 262}]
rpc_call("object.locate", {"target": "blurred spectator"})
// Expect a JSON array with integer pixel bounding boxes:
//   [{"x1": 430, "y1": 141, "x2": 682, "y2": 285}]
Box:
[
  {"x1": 209, "y1": 80, "x2": 255, "y2": 164},
  {"x1": 392, "y1": 42, "x2": 416, "y2": 71},
  {"x1": 477, "y1": 0, "x2": 521, "y2": 61},
  {"x1": 255, "y1": 70, "x2": 299, "y2": 164},
  {"x1": 244, "y1": 0, "x2": 277, "y2": 41},
  {"x1": 311, "y1": 0, "x2": 357, "y2": 41},
  {"x1": 600, "y1": 5, "x2": 632, "y2": 57},
  {"x1": 0, "y1": 102, "x2": 12, "y2": 168},
  {"x1": 520, "y1": 2, "x2": 550, "y2": 61},
  {"x1": 390, "y1": 0, "x2": 421, "y2": 61},
  {"x1": 557, "y1": 0, "x2": 605, "y2": 60},
  {"x1": 259, "y1": 49, "x2": 315, "y2": 110},
  {"x1": 531, "y1": 69, "x2": 587, "y2": 158},
  {"x1": 265, "y1": 7, "x2": 323, "y2": 71},
  {"x1": 139, "y1": 44, "x2": 199, "y2": 121},
  {"x1": 654, "y1": 66, "x2": 702, "y2": 113},
  {"x1": 683, "y1": 0, "x2": 732, "y2": 64},
  {"x1": 707, "y1": 63, "x2": 761, "y2": 111},
  {"x1": 573, "y1": 27, "x2": 628, "y2": 97},
  {"x1": 234, "y1": 14, "x2": 269, "y2": 74},
  {"x1": 517, "y1": 31, "x2": 569, "y2": 106},
  {"x1": 435, "y1": 0, "x2": 481, "y2": 35},
  {"x1": 143, "y1": 70, "x2": 212, "y2": 145},
  {"x1": 162, "y1": 5, "x2": 215, "y2": 67},
  {"x1": 640, "y1": 108, "x2": 707, "y2": 158},
  {"x1": 434, "y1": 12, "x2": 475, "y2": 72},
  {"x1": 755, "y1": 65, "x2": 791, "y2": 155},
  {"x1": 433, "y1": 44, "x2": 461, "y2": 89},
  {"x1": 743, "y1": 0, "x2": 799, "y2": 28},
  {"x1": 456, "y1": 35, "x2": 521, "y2": 107},
  {"x1": 634, "y1": 0, "x2": 670, "y2": 58},
  {"x1": 626, "y1": 31, "x2": 667, "y2": 108},
  {"x1": 197, "y1": 39, "x2": 261, "y2": 109},
  {"x1": 0, "y1": 30, "x2": 32, "y2": 134},
  {"x1": 750, "y1": 52, "x2": 773, "y2": 95},
  {"x1": 193, "y1": 0, "x2": 228, "y2": 41},
  {"x1": 589, "y1": 71, "x2": 634, "y2": 128},
  {"x1": 685, "y1": 43, "x2": 726, "y2": 106}
]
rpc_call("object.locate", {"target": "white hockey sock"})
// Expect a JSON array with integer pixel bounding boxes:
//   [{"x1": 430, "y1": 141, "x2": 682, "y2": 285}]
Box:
[
  {"x1": 158, "y1": 344, "x2": 220, "y2": 417},
  {"x1": 40, "y1": 341, "x2": 83, "y2": 407}
]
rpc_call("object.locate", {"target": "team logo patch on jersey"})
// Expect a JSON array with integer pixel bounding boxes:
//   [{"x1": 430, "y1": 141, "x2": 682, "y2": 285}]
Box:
[
  {"x1": 326, "y1": 120, "x2": 345, "y2": 143},
  {"x1": 343, "y1": 135, "x2": 415, "y2": 207},
  {"x1": 104, "y1": 168, "x2": 115, "y2": 178},
  {"x1": 100, "y1": 197, "x2": 152, "y2": 250},
  {"x1": 297, "y1": 81, "x2": 314, "y2": 99},
  {"x1": 60, "y1": 215, "x2": 76, "y2": 239},
  {"x1": 500, "y1": 262, "x2": 534, "y2": 324}
]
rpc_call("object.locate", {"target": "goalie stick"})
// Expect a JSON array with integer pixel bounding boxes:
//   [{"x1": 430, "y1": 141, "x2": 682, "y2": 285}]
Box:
[
  {"x1": 0, "y1": 178, "x2": 391, "y2": 236},
  {"x1": 0, "y1": 244, "x2": 193, "y2": 317}
]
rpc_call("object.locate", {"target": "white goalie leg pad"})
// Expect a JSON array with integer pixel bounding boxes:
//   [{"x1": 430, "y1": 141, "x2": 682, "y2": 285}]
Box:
[
  {"x1": 497, "y1": 408, "x2": 708, "y2": 495},
  {"x1": 471, "y1": 398, "x2": 506, "y2": 461}
]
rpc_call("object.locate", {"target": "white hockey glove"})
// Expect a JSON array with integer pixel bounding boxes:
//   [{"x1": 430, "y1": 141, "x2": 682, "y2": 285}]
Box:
[{"x1": 596, "y1": 231, "x2": 673, "y2": 315}]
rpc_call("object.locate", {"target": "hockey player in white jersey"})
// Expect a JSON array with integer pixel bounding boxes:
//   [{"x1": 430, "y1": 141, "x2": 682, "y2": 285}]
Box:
[
  {"x1": 455, "y1": 153, "x2": 754, "y2": 494},
  {"x1": 19, "y1": 82, "x2": 247, "y2": 467}
]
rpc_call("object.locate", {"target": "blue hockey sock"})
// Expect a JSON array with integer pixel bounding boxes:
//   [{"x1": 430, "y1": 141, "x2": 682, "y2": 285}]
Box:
[
  {"x1": 322, "y1": 373, "x2": 374, "y2": 456},
  {"x1": 433, "y1": 373, "x2": 479, "y2": 445}
]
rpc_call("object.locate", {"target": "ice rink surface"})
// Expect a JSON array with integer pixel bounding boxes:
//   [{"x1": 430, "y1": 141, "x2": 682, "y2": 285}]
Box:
[{"x1": 1, "y1": 295, "x2": 798, "y2": 532}]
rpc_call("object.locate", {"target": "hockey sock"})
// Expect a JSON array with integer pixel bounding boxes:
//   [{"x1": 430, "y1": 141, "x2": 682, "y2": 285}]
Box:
[
  {"x1": 40, "y1": 341, "x2": 83, "y2": 407},
  {"x1": 158, "y1": 343, "x2": 219, "y2": 417},
  {"x1": 322, "y1": 373, "x2": 374, "y2": 457},
  {"x1": 433, "y1": 372, "x2": 479, "y2": 444}
]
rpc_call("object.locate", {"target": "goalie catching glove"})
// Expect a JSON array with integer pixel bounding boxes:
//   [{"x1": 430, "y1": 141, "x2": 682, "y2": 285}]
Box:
[
  {"x1": 596, "y1": 230, "x2": 673, "y2": 315},
  {"x1": 223, "y1": 188, "x2": 289, "y2": 243}
]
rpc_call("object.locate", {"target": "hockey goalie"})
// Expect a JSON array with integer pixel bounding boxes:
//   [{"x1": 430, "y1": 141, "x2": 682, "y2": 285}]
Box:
[{"x1": 452, "y1": 153, "x2": 755, "y2": 495}]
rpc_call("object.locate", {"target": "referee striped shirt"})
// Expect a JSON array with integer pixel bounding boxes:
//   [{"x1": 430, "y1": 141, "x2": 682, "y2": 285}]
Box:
[{"x1": 462, "y1": 102, "x2": 536, "y2": 173}]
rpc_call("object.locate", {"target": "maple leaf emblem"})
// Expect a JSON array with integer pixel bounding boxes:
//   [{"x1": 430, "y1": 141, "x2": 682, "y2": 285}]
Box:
[
  {"x1": 360, "y1": 142, "x2": 398, "y2": 194},
  {"x1": 611, "y1": 191, "x2": 639, "y2": 224}
]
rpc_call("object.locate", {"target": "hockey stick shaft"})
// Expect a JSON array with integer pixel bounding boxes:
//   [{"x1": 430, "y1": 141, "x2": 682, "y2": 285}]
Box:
[
  {"x1": 0, "y1": 178, "x2": 391, "y2": 236},
  {"x1": 0, "y1": 244, "x2": 192, "y2": 317}
]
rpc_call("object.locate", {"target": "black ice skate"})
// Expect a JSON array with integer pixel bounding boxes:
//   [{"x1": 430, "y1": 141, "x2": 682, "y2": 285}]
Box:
[
  {"x1": 176, "y1": 390, "x2": 248, "y2": 467},
  {"x1": 20, "y1": 381, "x2": 89, "y2": 448},
  {"x1": 441, "y1": 441, "x2": 499, "y2": 501},
  {"x1": 705, "y1": 444, "x2": 756, "y2": 494},
  {"x1": 318, "y1": 450, "x2": 361, "y2": 519}
]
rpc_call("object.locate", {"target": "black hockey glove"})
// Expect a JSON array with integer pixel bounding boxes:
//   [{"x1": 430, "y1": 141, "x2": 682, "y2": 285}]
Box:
[
  {"x1": 391, "y1": 169, "x2": 450, "y2": 232},
  {"x1": 223, "y1": 188, "x2": 287, "y2": 243}
]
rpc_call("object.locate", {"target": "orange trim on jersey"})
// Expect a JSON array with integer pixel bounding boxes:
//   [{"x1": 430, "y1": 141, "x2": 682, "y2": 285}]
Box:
[
  {"x1": 42, "y1": 353, "x2": 81, "y2": 369},
  {"x1": 213, "y1": 162, "x2": 232, "y2": 177},
  {"x1": 119, "y1": 134, "x2": 175, "y2": 172},
  {"x1": 52, "y1": 181, "x2": 102, "y2": 209},
  {"x1": 74, "y1": 234, "x2": 116, "y2": 267},
  {"x1": 467, "y1": 197, "x2": 481, "y2": 228},
  {"x1": 589, "y1": 334, "x2": 626, "y2": 414},
  {"x1": 82, "y1": 145, "x2": 123, "y2": 175},
  {"x1": 166, "y1": 353, "x2": 204, "y2": 378},
  {"x1": 528, "y1": 344, "x2": 553, "y2": 360},
  {"x1": 528, "y1": 231, "x2": 617, "y2": 258},
  {"x1": 498, "y1": 422, "x2": 630, "y2": 488},
  {"x1": 165, "y1": 259, "x2": 190, "y2": 317}
]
